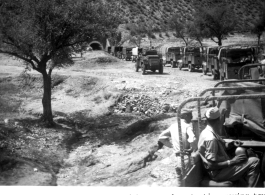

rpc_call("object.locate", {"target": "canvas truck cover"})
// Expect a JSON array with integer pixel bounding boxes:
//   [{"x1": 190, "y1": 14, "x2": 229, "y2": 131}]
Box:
[
  {"x1": 217, "y1": 82, "x2": 265, "y2": 140},
  {"x1": 132, "y1": 47, "x2": 138, "y2": 56},
  {"x1": 168, "y1": 47, "x2": 181, "y2": 54}
]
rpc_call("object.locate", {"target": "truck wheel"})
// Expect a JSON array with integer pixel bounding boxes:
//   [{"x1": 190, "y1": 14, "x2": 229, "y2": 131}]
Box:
[
  {"x1": 213, "y1": 72, "x2": 220, "y2": 80},
  {"x1": 179, "y1": 64, "x2": 182, "y2": 70},
  {"x1": 135, "y1": 62, "x2": 139, "y2": 72},
  {"x1": 159, "y1": 64, "x2": 163, "y2": 74},
  {"x1": 142, "y1": 64, "x2": 146, "y2": 75},
  {"x1": 188, "y1": 64, "x2": 193, "y2": 72},
  {"x1": 203, "y1": 68, "x2": 207, "y2": 75}
]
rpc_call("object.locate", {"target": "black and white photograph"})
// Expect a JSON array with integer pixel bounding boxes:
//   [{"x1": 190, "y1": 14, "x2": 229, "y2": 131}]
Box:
[{"x1": 0, "y1": 0, "x2": 265, "y2": 193}]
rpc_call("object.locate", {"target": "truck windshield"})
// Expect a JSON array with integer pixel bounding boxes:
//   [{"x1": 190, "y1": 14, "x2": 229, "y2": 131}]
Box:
[
  {"x1": 186, "y1": 47, "x2": 200, "y2": 54},
  {"x1": 168, "y1": 47, "x2": 181, "y2": 54},
  {"x1": 227, "y1": 49, "x2": 253, "y2": 62},
  {"x1": 145, "y1": 50, "x2": 158, "y2": 55},
  {"x1": 209, "y1": 48, "x2": 219, "y2": 55}
]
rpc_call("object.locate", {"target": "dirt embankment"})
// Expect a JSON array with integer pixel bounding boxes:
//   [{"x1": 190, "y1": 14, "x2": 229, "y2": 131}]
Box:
[{"x1": 0, "y1": 51, "x2": 217, "y2": 186}]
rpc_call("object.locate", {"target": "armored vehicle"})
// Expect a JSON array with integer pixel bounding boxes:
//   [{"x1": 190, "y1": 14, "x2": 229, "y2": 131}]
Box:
[{"x1": 135, "y1": 49, "x2": 163, "y2": 75}]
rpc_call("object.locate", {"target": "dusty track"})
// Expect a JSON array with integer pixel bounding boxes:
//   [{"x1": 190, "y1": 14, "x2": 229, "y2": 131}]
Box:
[{"x1": 0, "y1": 51, "x2": 218, "y2": 186}]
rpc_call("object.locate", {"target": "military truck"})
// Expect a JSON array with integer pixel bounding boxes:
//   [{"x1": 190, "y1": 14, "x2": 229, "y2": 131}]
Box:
[
  {"x1": 122, "y1": 47, "x2": 133, "y2": 61},
  {"x1": 176, "y1": 80, "x2": 265, "y2": 187},
  {"x1": 165, "y1": 47, "x2": 183, "y2": 68},
  {"x1": 135, "y1": 49, "x2": 163, "y2": 75},
  {"x1": 214, "y1": 46, "x2": 255, "y2": 80},
  {"x1": 180, "y1": 47, "x2": 204, "y2": 72},
  {"x1": 115, "y1": 46, "x2": 123, "y2": 59},
  {"x1": 132, "y1": 47, "x2": 143, "y2": 62},
  {"x1": 202, "y1": 47, "x2": 220, "y2": 76}
]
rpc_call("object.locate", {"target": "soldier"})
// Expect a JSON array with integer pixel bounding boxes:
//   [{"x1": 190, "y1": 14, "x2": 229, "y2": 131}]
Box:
[
  {"x1": 198, "y1": 107, "x2": 260, "y2": 187},
  {"x1": 158, "y1": 109, "x2": 197, "y2": 186}
]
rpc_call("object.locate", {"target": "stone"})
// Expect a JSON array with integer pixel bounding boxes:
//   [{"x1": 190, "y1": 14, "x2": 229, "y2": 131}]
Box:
[{"x1": 4, "y1": 119, "x2": 9, "y2": 124}]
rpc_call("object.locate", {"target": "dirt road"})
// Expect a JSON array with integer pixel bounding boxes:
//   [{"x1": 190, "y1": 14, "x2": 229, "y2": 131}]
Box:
[{"x1": 0, "y1": 51, "x2": 218, "y2": 186}]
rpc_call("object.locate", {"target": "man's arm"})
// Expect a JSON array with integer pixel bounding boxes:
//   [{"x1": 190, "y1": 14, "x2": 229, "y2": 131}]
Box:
[
  {"x1": 158, "y1": 129, "x2": 172, "y2": 148},
  {"x1": 204, "y1": 140, "x2": 247, "y2": 171},
  {"x1": 186, "y1": 126, "x2": 197, "y2": 152},
  {"x1": 207, "y1": 155, "x2": 247, "y2": 170}
]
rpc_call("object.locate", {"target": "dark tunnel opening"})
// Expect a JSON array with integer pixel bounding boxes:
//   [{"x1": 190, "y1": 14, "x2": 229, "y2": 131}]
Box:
[{"x1": 90, "y1": 43, "x2": 102, "y2": 50}]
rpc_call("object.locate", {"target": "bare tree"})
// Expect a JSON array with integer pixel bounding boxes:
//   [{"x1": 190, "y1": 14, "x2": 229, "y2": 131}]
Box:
[{"x1": 0, "y1": 0, "x2": 122, "y2": 125}]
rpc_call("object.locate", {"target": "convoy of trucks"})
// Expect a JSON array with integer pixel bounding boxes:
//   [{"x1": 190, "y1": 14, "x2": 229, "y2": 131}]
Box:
[{"x1": 107, "y1": 45, "x2": 262, "y2": 81}]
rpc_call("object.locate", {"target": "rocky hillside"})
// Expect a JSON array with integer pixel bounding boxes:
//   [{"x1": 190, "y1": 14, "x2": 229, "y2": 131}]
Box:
[{"x1": 120, "y1": 0, "x2": 264, "y2": 31}]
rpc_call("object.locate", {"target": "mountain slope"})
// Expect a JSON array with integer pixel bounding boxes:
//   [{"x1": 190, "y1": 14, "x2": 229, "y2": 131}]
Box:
[{"x1": 119, "y1": 0, "x2": 264, "y2": 31}]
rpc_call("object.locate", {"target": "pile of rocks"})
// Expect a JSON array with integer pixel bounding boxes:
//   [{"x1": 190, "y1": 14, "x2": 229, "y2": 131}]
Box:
[{"x1": 112, "y1": 94, "x2": 178, "y2": 117}]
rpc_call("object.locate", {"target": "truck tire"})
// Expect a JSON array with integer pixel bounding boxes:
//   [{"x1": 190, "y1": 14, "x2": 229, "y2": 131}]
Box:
[
  {"x1": 142, "y1": 64, "x2": 146, "y2": 75},
  {"x1": 203, "y1": 68, "x2": 207, "y2": 75},
  {"x1": 159, "y1": 64, "x2": 163, "y2": 74},
  {"x1": 135, "y1": 62, "x2": 139, "y2": 72},
  {"x1": 188, "y1": 64, "x2": 193, "y2": 72},
  {"x1": 213, "y1": 72, "x2": 220, "y2": 80}
]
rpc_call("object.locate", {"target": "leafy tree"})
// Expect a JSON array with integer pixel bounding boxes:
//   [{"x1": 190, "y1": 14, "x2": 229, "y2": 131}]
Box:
[
  {"x1": 168, "y1": 14, "x2": 192, "y2": 46},
  {"x1": 145, "y1": 21, "x2": 156, "y2": 48},
  {"x1": 193, "y1": 3, "x2": 236, "y2": 46},
  {"x1": 188, "y1": 20, "x2": 207, "y2": 47},
  {"x1": 109, "y1": 31, "x2": 129, "y2": 47},
  {"x1": 0, "y1": 0, "x2": 122, "y2": 125},
  {"x1": 126, "y1": 23, "x2": 146, "y2": 47}
]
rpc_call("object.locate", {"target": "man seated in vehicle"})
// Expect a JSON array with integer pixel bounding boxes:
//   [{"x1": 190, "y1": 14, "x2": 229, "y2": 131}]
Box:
[
  {"x1": 158, "y1": 109, "x2": 197, "y2": 187},
  {"x1": 198, "y1": 107, "x2": 260, "y2": 187}
]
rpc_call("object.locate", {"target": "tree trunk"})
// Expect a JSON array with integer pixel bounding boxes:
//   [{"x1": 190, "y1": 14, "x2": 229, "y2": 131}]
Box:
[
  {"x1": 258, "y1": 35, "x2": 261, "y2": 46},
  {"x1": 218, "y1": 37, "x2": 222, "y2": 46},
  {"x1": 41, "y1": 71, "x2": 54, "y2": 125}
]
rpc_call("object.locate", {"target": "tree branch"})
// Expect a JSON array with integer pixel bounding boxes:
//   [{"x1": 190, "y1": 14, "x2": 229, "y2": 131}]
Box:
[{"x1": 0, "y1": 49, "x2": 41, "y2": 72}]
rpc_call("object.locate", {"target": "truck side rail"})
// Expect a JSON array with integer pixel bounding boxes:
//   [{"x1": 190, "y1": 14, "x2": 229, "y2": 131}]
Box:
[
  {"x1": 214, "y1": 79, "x2": 265, "y2": 88},
  {"x1": 238, "y1": 63, "x2": 265, "y2": 79},
  {"x1": 176, "y1": 94, "x2": 265, "y2": 186},
  {"x1": 199, "y1": 86, "x2": 265, "y2": 97}
]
